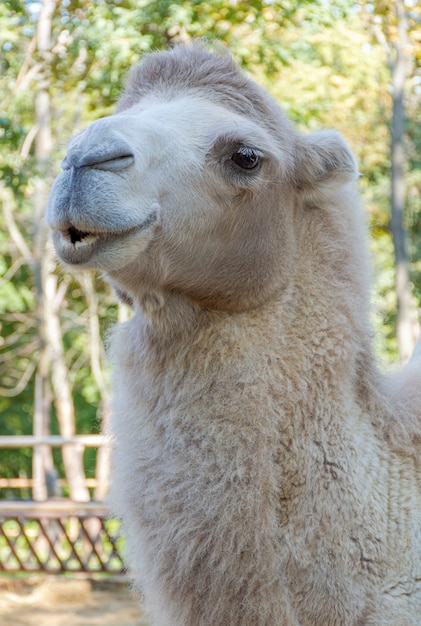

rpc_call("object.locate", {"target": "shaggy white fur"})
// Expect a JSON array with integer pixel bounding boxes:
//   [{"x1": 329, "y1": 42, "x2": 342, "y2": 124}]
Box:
[{"x1": 47, "y1": 44, "x2": 421, "y2": 626}]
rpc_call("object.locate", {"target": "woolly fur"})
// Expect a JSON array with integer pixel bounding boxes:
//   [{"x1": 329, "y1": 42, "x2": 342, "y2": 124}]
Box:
[{"x1": 49, "y1": 43, "x2": 421, "y2": 626}]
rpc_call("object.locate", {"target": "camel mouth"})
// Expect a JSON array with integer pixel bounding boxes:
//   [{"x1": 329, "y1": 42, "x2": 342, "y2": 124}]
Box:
[
  {"x1": 68, "y1": 225, "x2": 96, "y2": 245},
  {"x1": 66, "y1": 225, "x2": 100, "y2": 247},
  {"x1": 54, "y1": 225, "x2": 138, "y2": 266},
  {"x1": 52, "y1": 210, "x2": 158, "y2": 267},
  {"x1": 59, "y1": 223, "x2": 139, "y2": 253},
  {"x1": 61, "y1": 210, "x2": 158, "y2": 250}
]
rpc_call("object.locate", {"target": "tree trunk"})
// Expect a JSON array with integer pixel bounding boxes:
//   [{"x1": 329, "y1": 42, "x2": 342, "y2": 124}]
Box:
[
  {"x1": 389, "y1": 0, "x2": 419, "y2": 363},
  {"x1": 45, "y1": 267, "x2": 90, "y2": 502},
  {"x1": 80, "y1": 275, "x2": 111, "y2": 502},
  {"x1": 32, "y1": 97, "x2": 54, "y2": 501},
  {"x1": 32, "y1": 0, "x2": 90, "y2": 501}
]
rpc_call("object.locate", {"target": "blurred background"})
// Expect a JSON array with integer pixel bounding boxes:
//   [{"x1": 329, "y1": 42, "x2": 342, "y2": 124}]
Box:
[{"x1": 0, "y1": 0, "x2": 420, "y2": 596}]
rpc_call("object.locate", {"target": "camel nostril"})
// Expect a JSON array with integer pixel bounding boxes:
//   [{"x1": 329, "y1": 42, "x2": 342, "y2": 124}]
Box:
[
  {"x1": 91, "y1": 153, "x2": 135, "y2": 171},
  {"x1": 70, "y1": 150, "x2": 134, "y2": 171},
  {"x1": 65, "y1": 131, "x2": 135, "y2": 171},
  {"x1": 66, "y1": 150, "x2": 135, "y2": 171}
]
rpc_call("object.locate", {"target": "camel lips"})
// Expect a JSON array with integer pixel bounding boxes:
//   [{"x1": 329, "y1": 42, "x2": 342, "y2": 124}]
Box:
[{"x1": 67, "y1": 226, "x2": 98, "y2": 247}]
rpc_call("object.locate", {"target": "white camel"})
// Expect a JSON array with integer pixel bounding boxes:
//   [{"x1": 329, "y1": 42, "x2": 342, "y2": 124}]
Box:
[{"x1": 47, "y1": 43, "x2": 421, "y2": 626}]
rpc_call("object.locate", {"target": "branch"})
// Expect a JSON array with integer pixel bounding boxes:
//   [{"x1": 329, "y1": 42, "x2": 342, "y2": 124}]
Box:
[
  {"x1": 15, "y1": 33, "x2": 38, "y2": 90},
  {"x1": 0, "y1": 185, "x2": 32, "y2": 262},
  {"x1": 0, "y1": 360, "x2": 37, "y2": 397},
  {"x1": 0, "y1": 256, "x2": 26, "y2": 284},
  {"x1": 15, "y1": 62, "x2": 44, "y2": 97},
  {"x1": 370, "y1": 21, "x2": 393, "y2": 70},
  {"x1": 51, "y1": 274, "x2": 71, "y2": 313},
  {"x1": 0, "y1": 320, "x2": 35, "y2": 348},
  {"x1": 20, "y1": 124, "x2": 39, "y2": 159}
]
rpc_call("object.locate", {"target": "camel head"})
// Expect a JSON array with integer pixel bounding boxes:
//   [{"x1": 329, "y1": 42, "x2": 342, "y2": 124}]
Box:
[{"x1": 47, "y1": 44, "x2": 357, "y2": 312}]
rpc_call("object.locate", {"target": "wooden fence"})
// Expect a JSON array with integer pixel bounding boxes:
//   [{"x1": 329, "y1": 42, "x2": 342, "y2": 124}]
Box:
[
  {"x1": 0, "y1": 436, "x2": 126, "y2": 576},
  {"x1": 0, "y1": 435, "x2": 108, "y2": 493}
]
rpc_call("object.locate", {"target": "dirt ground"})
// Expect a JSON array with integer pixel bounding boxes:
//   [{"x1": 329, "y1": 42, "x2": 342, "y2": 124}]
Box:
[{"x1": 0, "y1": 576, "x2": 153, "y2": 626}]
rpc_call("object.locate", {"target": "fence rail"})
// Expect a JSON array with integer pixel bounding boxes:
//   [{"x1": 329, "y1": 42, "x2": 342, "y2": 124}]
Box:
[
  {"x1": 0, "y1": 500, "x2": 125, "y2": 576},
  {"x1": 0, "y1": 435, "x2": 123, "y2": 576},
  {"x1": 1, "y1": 432, "x2": 111, "y2": 496},
  {"x1": 0, "y1": 478, "x2": 99, "y2": 489},
  {"x1": 0, "y1": 435, "x2": 109, "y2": 447}
]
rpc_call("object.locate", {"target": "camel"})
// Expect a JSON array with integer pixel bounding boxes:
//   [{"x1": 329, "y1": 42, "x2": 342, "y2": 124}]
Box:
[{"x1": 47, "y1": 43, "x2": 421, "y2": 625}]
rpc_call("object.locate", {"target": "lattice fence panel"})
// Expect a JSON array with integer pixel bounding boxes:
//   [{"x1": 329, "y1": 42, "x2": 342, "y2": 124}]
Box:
[{"x1": 0, "y1": 511, "x2": 125, "y2": 575}]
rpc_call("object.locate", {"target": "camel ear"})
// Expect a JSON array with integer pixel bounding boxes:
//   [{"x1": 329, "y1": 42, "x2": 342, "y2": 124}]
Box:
[{"x1": 294, "y1": 130, "x2": 358, "y2": 197}]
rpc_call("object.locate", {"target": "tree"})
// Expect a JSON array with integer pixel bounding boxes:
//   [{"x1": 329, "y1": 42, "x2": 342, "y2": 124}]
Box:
[
  {"x1": 362, "y1": 0, "x2": 421, "y2": 363},
  {"x1": 5, "y1": 0, "x2": 91, "y2": 501},
  {"x1": 0, "y1": 0, "x2": 123, "y2": 499}
]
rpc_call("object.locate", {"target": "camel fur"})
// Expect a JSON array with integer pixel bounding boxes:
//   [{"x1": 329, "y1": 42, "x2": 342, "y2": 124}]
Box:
[{"x1": 47, "y1": 43, "x2": 421, "y2": 626}]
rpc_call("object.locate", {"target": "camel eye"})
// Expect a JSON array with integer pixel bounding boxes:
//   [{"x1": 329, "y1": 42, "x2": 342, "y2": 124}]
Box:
[{"x1": 231, "y1": 147, "x2": 260, "y2": 170}]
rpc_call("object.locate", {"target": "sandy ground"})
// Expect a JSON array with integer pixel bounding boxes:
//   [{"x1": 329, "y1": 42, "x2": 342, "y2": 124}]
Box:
[{"x1": 0, "y1": 577, "x2": 153, "y2": 626}]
